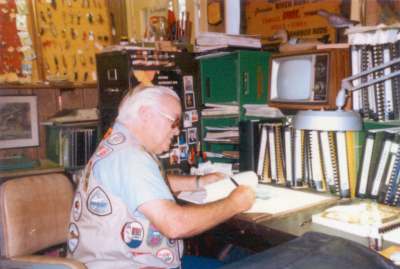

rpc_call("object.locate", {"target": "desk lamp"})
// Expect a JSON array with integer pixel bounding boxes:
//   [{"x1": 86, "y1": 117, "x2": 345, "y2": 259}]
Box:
[{"x1": 293, "y1": 57, "x2": 400, "y2": 131}]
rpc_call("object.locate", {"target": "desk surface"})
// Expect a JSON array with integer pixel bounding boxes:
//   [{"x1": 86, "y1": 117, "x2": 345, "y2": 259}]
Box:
[{"x1": 232, "y1": 197, "x2": 399, "y2": 249}]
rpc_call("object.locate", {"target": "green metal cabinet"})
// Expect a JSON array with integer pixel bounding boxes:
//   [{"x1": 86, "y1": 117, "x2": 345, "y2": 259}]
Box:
[
  {"x1": 200, "y1": 50, "x2": 270, "y2": 107},
  {"x1": 198, "y1": 50, "x2": 271, "y2": 165}
]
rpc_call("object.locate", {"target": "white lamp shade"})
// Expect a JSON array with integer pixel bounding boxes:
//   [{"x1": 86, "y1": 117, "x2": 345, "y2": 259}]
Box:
[{"x1": 293, "y1": 110, "x2": 362, "y2": 131}]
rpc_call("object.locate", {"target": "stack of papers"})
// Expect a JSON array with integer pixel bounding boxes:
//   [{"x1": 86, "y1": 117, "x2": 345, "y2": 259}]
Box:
[
  {"x1": 196, "y1": 32, "x2": 262, "y2": 49},
  {"x1": 190, "y1": 161, "x2": 233, "y2": 176},
  {"x1": 243, "y1": 104, "x2": 285, "y2": 118},
  {"x1": 201, "y1": 103, "x2": 239, "y2": 116},
  {"x1": 204, "y1": 126, "x2": 239, "y2": 143}
]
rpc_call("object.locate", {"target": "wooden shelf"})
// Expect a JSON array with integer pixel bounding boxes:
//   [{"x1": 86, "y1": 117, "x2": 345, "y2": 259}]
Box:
[
  {"x1": 0, "y1": 159, "x2": 64, "y2": 180},
  {"x1": 0, "y1": 82, "x2": 97, "y2": 90}
]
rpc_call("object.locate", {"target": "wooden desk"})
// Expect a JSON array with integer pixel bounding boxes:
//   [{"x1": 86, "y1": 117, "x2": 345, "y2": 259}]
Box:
[{"x1": 186, "y1": 190, "x2": 340, "y2": 257}]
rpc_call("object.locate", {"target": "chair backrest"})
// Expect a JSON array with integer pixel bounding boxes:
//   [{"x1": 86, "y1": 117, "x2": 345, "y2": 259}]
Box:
[{"x1": 0, "y1": 173, "x2": 74, "y2": 258}]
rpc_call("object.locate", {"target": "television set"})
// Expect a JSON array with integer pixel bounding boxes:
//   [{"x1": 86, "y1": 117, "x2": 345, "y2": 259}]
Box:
[{"x1": 268, "y1": 48, "x2": 350, "y2": 111}]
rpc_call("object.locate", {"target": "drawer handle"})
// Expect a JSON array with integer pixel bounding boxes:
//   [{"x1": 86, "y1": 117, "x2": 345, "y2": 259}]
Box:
[
  {"x1": 104, "y1": 87, "x2": 121, "y2": 93},
  {"x1": 242, "y1": 72, "x2": 249, "y2": 95}
]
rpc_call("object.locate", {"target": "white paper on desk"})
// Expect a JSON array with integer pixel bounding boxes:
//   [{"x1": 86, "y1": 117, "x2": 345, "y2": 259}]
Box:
[
  {"x1": 178, "y1": 171, "x2": 258, "y2": 204},
  {"x1": 178, "y1": 171, "x2": 334, "y2": 214}
]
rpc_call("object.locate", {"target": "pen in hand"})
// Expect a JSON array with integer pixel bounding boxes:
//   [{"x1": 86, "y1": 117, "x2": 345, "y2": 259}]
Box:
[{"x1": 229, "y1": 176, "x2": 239, "y2": 187}]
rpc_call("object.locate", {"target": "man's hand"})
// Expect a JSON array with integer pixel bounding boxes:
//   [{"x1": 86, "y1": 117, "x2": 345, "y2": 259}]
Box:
[{"x1": 228, "y1": 185, "x2": 256, "y2": 212}]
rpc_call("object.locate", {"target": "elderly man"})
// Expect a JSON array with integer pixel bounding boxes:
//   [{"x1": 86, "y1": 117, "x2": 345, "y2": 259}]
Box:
[{"x1": 68, "y1": 86, "x2": 255, "y2": 269}]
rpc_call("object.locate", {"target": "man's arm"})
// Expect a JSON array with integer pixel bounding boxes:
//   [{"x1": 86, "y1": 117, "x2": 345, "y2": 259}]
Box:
[
  {"x1": 167, "y1": 172, "x2": 225, "y2": 192},
  {"x1": 138, "y1": 185, "x2": 255, "y2": 239}
]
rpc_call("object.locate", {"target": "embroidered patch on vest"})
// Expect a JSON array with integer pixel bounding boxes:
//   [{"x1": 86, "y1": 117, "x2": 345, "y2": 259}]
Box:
[
  {"x1": 95, "y1": 144, "x2": 113, "y2": 158},
  {"x1": 72, "y1": 192, "x2": 82, "y2": 221},
  {"x1": 68, "y1": 223, "x2": 79, "y2": 253},
  {"x1": 156, "y1": 248, "x2": 174, "y2": 264},
  {"x1": 146, "y1": 224, "x2": 163, "y2": 247},
  {"x1": 121, "y1": 221, "x2": 144, "y2": 248},
  {"x1": 167, "y1": 239, "x2": 176, "y2": 247},
  {"x1": 87, "y1": 187, "x2": 112, "y2": 216},
  {"x1": 107, "y1": 132, "x2": 126, "y2": 145}
]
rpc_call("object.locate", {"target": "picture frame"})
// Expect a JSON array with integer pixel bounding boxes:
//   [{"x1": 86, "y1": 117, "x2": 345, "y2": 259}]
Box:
[
  {"x1": 183, "y1": 75, "x2": 194, "y2": 92},
  {"x1": 184, "y1": 92, "x2": 195, "y2": 109},
  {"x1": 187, "y1": 127, "x2": 197, "y2": 144},
  {"x1": 0, "y1": 96, "x2": 39, "y2": 149}
]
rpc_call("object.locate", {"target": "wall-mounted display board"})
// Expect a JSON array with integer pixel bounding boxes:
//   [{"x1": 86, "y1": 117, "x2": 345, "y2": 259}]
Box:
[
  {"x1": 33, "y1": 0, "x2": 112, "y2": 83},
  {"x1": 245, "y1": 0, "x2": 341, "y2": 44},
  {"x1": 0, "y1": 0, "x2": 38, "y2": 83},
  {"x1": 0, "y1": 0, "x2": 112, "y2": 85}
]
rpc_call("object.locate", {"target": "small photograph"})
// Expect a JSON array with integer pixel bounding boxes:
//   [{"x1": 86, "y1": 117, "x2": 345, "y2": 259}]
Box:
[
  {"x1": 169, "y1": 148, "x2": 180, "y2": 165},
  {"x1": 183, "y1": 111, "x2": 192, "y2": 128},
  {"x1": 187, "y1": 146, "x2": 196, "y2": 165},
  {"x1": 185, "y1": 92, "x2": 195, "y2": 109},
  {"x1": 183, "y1": 76, "x2": 194, "y2": 92},
  {"x1": 178, "y1": 130, "x2": 187, "y2": 145},
  {"x1": 187, "y1": 127, "x2": 197, "y2": 144},
  {"x1": 179, "y1": 145, "x2": 188, "y2": 160},
  {"x1": 171, "y1": 135, "x2": 179, "y2": 147},
  {"x1": 191, "y1": 110, "x2": 199, "y2": 122}
]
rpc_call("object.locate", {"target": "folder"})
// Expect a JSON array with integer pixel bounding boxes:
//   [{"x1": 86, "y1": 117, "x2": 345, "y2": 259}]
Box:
[
  {"x1": 239, "y1": 120, "x2": 261, "y2": 172},
  {"x1": 336, "y1": 131, "x2": 350, "y2": 198},
  {"x1": 294, "y1": 129, "x2": 305, "y2": 187},
  {"x1": 257, "y1": 125, "x2": 268, "y2": 177},
  {"x1": 378, "y1": 135, "x2": 400, "y2": 204},
  {"x1": 346, "y1": 131, "x2": 357, "y2": 198},
  {"x1": 284, "y1": 126, "x2": 294, "y2": 187},
  {"x1": 309, "y1": 130, "x2": 326, "y2": 192},
  {"x1": 320, "y1": 131, "x2": 338, "y2": 195}
]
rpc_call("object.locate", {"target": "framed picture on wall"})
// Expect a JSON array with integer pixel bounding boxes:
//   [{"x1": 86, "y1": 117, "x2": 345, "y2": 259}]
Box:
[{"x1": 0, "y1": 96, "x2": 39, "y2": 149}]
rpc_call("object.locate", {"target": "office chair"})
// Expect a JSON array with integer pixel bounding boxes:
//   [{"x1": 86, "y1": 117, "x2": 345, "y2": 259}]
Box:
[{"x1": 0, "y1": 173, "x2": 86, "y2": 269}]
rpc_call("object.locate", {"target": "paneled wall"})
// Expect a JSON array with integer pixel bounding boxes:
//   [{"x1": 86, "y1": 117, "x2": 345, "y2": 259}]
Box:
[{"x1": 0, "y1": 86, "x2": 98, "y2": 161}]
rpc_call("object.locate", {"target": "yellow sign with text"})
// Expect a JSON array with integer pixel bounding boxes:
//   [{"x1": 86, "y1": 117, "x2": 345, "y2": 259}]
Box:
[{"x1": 245, "y1": 0, "x2": 342, "y2": 44}]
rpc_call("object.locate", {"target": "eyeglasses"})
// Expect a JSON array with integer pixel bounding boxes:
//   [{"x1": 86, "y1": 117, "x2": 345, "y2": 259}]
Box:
[{"x1": 157, "y1": 110, "x2": 181, "y2": 129}]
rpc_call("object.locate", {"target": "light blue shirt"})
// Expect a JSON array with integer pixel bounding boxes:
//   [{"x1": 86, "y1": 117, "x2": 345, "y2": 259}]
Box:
[{"x1": 92, "y1": 122, "x2": 174, "y2": 215}]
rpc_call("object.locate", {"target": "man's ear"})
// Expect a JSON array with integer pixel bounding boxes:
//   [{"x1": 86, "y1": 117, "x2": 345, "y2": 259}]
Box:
[{"x1": 139, "y1": 105, "x2": 152, "y2": 123}]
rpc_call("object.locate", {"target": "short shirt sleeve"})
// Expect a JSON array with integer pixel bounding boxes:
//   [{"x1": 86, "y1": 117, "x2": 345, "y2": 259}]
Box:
[{"x1": 93, "y1": 146, "x2": 174, "y2": 214}]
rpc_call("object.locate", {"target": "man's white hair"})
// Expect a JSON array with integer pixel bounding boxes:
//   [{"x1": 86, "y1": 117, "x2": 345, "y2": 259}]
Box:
[{"x1": 116, "y1": 86, "x2": 180, "y2": 124}]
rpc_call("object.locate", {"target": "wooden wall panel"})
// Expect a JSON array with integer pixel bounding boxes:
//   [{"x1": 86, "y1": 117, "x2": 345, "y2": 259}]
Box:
[{"x1": 83, "y1": 88, "x2": 99, "y2": 109}]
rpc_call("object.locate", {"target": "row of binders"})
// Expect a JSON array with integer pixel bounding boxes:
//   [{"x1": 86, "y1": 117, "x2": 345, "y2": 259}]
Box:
[
  {"x1": 351, "y1": 43, "x2": 400, "y2": 122},
  {"x1": 357, "y1": 126, "x2": 400, "y2": 206},
  {"x1": 255, "y1": 120, "x2": 400, "y2": 207},
  {"x1": 256, "y1": 122, "x2": 356, "y2": 198}
]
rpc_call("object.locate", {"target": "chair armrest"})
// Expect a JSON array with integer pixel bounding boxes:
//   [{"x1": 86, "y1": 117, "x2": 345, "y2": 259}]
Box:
[{"x1": 0, "y1": 255, "x2": 87, "y2": 269}]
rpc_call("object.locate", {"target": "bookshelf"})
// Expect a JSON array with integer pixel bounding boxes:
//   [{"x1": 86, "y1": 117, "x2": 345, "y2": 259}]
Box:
[{"x1": 45, "y1": 121, "x2": 99, "y2": 171}]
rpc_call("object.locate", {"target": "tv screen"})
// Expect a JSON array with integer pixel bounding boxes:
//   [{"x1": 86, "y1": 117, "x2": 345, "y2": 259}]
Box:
[{"x1": 276, "y1": 57, "x2": 313, "y2": 100}]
